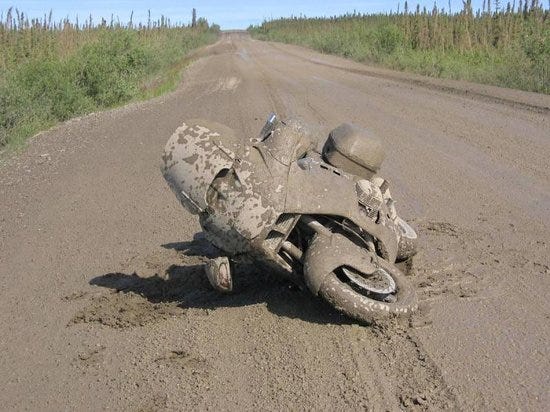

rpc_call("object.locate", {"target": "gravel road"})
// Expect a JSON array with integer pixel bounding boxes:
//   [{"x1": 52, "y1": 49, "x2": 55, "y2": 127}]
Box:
[{"x1": 1, "y1": 32, "x2": 549, "y2": 411}]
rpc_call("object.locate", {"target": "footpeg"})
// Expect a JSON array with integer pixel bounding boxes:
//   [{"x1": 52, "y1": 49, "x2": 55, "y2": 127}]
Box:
[{"x1": 205, "y1": 257, "x2": 233, "y2": 293}]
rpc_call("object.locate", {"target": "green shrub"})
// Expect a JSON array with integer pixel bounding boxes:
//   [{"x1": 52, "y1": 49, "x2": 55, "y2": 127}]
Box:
[
  {"x1": 14, "y1": 59, "x2": 94, "y2": 120},
  {"x1": 374, "y1": 24, "x2": 403, "y2": 55},
  {"x1": 74, "y1": 31, "x2": 150, "y2": 107},
  {"x1": 0, "y1": 20, "x2": 220, "y2": 149}
]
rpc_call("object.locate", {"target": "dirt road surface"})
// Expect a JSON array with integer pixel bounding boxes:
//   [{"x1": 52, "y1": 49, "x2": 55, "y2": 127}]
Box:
[{"x1": 1, "y1": 33, "x2": 549, "y2": 411}]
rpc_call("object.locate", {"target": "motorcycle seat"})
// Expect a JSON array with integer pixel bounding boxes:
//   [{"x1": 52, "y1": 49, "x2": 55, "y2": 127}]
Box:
[{"x1": 323, "y1": 123, "x2": 385, "y2": 179}]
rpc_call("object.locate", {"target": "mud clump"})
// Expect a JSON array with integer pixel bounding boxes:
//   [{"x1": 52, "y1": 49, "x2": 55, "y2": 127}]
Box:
[
  {"x1": 137, "y1": 393, "x2": 169, "y2": 412},
  {"x1": 69, "y1": 248, "x2": 207, "y2": 329},
  {"x1": 423, "y1": 221, "x2": 460, "y2": 237},
  {"x1": 76, "y1": 345, "x2": 106, "y2": 367},
  {"x1": 71, "y1": 292, "x2": 183, "y2": 328},
  {"x1": 412, "y1": 220, "x2": 486, "y2": 300},
  {"x1": 155, "y1": 350, "x2": 209, "y2": 374}
]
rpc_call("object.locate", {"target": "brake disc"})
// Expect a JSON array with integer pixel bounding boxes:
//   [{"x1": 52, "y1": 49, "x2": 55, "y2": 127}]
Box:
[{"x1": 341, "y1": 266, "x2": 396, "y2": 295}]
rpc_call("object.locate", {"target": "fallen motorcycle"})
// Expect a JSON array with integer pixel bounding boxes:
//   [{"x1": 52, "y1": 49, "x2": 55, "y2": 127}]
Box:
[{"x1": 162, "y1": 114, "x2": 418, "y2": 323}]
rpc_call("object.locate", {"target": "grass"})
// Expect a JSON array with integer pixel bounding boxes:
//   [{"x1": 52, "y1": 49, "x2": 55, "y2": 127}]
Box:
[
  {"x1": 248, "y1": 2, "x2": 549, "y2": 94},
  {"x1": 0, "y1": 9, "x2": 220, "y2": 149}
]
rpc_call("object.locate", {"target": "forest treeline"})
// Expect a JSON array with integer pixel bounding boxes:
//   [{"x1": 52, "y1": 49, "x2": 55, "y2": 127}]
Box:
[
  {"x1": 249, "y1": 0, "x2": 549, "y2": 94},
  {"x1": 0, "y1": 8, "x2": 219, "y2": 148}
]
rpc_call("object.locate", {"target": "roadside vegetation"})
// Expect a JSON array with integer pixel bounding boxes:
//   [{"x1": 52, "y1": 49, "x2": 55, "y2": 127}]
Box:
[
  {"x1": 0, "y1": 8, "x2": 219, "y2": 149},
  {"x1": 249, "y1": 0, "x2": 549, "y2": 94}
]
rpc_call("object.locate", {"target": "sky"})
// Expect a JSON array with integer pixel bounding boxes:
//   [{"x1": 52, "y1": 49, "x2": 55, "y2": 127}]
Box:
[{"x1": 1, "y1": 0, "x2": 489, "y2": 29}]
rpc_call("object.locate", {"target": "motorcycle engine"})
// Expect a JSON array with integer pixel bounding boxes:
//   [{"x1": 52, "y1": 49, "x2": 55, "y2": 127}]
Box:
[{"x1": 356, "y1": 179, "x2": 383, "y2": 219}]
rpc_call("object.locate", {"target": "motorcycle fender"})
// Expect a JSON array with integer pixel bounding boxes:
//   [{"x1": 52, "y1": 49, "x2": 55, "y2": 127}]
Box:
[
  {"x1": 285, "y1": 162, "x2": 398, "y2": 260},
  {"x1": 304, "y1": 233, "x2": 377, "y2": 295},
  {"x1": 162, "y1": 120, "x2": 238, "y2": 214}
]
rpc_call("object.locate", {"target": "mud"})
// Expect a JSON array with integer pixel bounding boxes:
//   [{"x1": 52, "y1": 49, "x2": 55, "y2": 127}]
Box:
[{"x1": 0, "y1": 33, "x2": 549, "y2": 410}]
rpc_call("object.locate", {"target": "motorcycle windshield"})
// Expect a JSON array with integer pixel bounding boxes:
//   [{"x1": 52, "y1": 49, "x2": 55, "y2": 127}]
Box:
[
  {"x1": 162, "y1": 121, "x2": 237, "y2": 214},
  {"x1": 260, "y1": 119, "x2": 315, "y2": 166}
]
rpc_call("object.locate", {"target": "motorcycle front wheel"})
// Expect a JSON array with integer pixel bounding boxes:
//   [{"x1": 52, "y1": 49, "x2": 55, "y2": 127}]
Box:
[{"x1": 305, "y1": 233, "x2": 418, "y2": 323}]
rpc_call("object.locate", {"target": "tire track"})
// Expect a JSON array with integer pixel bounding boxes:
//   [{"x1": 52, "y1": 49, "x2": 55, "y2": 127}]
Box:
[{"x1": 267, "y1": 42, "x2": 550, "y2": 114}]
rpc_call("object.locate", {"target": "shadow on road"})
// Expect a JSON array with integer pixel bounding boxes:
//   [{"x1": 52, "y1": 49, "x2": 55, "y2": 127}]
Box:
[
  {"x1": 161, "y1": 231, "x2": 223, "y2": 258},
  {"x1": 90, "y1": 236, "x2": 351, "y2": 326}
]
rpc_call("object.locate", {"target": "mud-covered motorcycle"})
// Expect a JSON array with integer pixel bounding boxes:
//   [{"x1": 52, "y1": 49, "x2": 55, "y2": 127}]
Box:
[{"x1": 162, "y1": 114, "x2": 418, "y2": 323}]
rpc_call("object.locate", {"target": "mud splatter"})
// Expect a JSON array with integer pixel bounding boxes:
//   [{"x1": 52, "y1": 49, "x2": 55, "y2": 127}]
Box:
[{"x1": 412, "y1": 220, "x2": 488, "y2": 301}]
